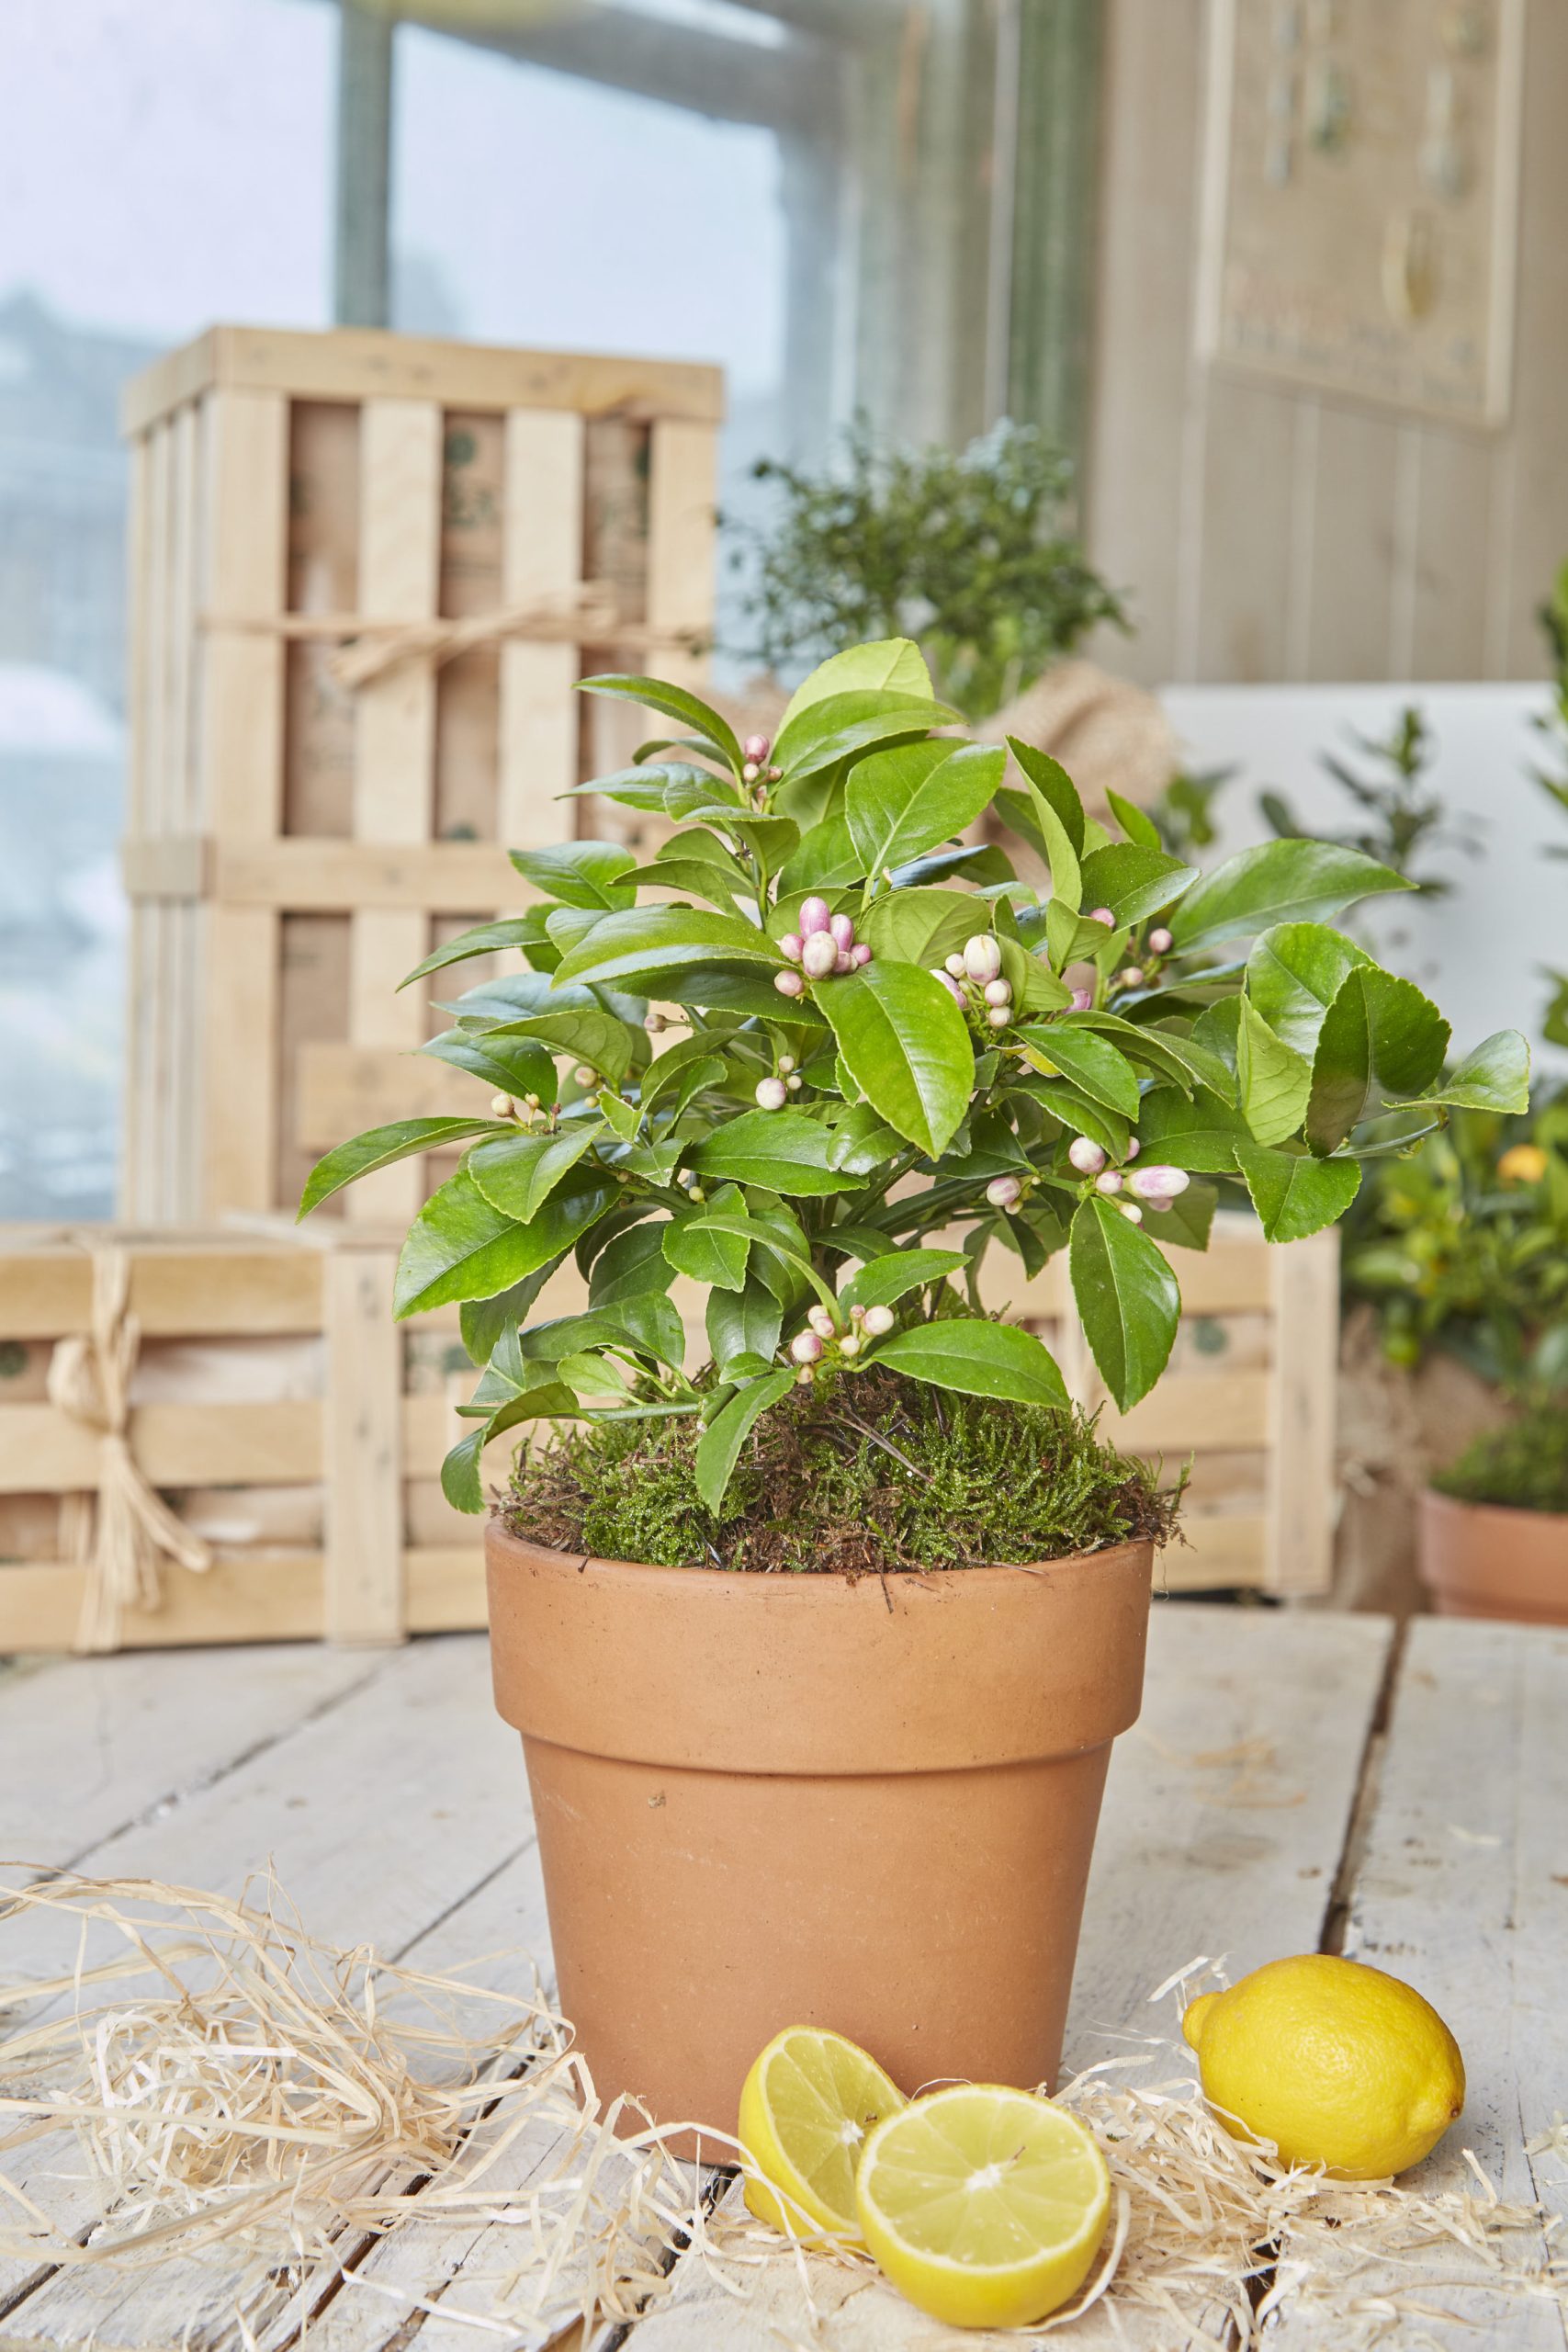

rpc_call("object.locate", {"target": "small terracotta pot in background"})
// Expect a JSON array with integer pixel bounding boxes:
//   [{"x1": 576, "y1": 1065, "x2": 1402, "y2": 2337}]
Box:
[
  {"x1": 1418, "y1": 1487, "x2": 1568, "y2": 1624},
  {"x1": 485, "y1": 1527, "x2": 1153, "y2": 2140}
]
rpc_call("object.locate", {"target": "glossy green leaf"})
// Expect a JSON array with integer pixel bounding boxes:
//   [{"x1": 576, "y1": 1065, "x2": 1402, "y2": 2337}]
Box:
[
  {"x1": 638, "y1": 1033, "x2": 730, "y2": 1115},
  {"x1": 846, "y1": 741, "x2": 1004, "y2": 878},
  {"x1": 1019, "y1": 1023, "x2": 1141, "y2": 1117},
  {"x1": 825, "y1": 1102, "x2": 906, "y2": 1173},
  {"x1": 1140, "y1": 1179, "x2": 1218, "y2": 1252},
  {"x1": 1236, "y1": 999, "x2": 1312, "y2": 1147},
  {"x1": 394, "y1": 1170, "x2": 613, "y2": 1318},
  {"x1": 1105, "y1": 788, "x2": 1162, "y2": 851},
  {"x1": 663, "y1": 1189, "x2": 751, "y2": 1291},
  {"x1": 688, "y1": 1110, "x2": 848, "y2": 1195},
  {"x1": 399, "y1": 921, "x2": 540, "y2": 988},
  {"x1": 299, "y1": 1117, "x2": 502, "y2": 1218},
  {"x1": 1004, "y1": 741, "x2": 1081, "y2": 910},
  {"x1": 576, "y1": 673, "x2": 742, "y2": 768},
  {"x1": 589, "y1": 1221, "x2": 676, "y2": 1309},
  {"x1": 550, "y1": 906, "x2": 784, "y2": 993},
  {"x1": 773, "y1": 688, "x2": 958, "y2": 785},
  {"x1": 706, "y1": 1279, "x2": 783, "y2": 1372},
  {"x1": 1246, "y1": 922, "x2": 1371, "y2": 1057},
  {"x1": 1170, "y1": 840, "x2": 1414, "y2": 951},
  {"x1": 1421, "y1": 1029, "x2": 1531, "y2": 1114},
  {"x1": 858, "y1": 887, "x2": 981, "y2": 969},
  {"x1": 998, "y1": 935, "x2": 1074, "y2": 1014},
  {"x1": 1235, "y1": 1140, "x2": 1361, "y2": 1241},
  {"x1": 459, "y1": 1259, "x2": 565, "y2": 1366},
  {"x1": 776, "y1": 816, "x2": 869, "y2": 895},
  {"x1": 467, "y1": 1123, "x2": 604, "y2": 1220},
  {"x1": 509, "y1": 841, "x2": 637, "y2": 910},
  {"x1": 1134, "y1": 1083, "x2": 1247, "y2": 1171},
  {"x1": 440, "y1": 1383, "x2": 580, "y2": 1512},
  {"x1": 1077, "y1": 842, "x2": 1198, "y2": 928},
  {"x1": 840, "y1": 1248, "x2": 967, "y2": 1313},
  {"x1": 777, "y1": 638, "x2": 933, "y2": 731},
  {"x1": 558, "y1": 760, "x2": 715, "y2": 812},
  {"x1": 887, "y1": 842, "x2": 1016, "y2": 890},
  {"x1": 422, "y1": 1028, "x2": 558, "y2": 1105},
  {"x1": 1004, "y1": 739, "x2": 1086, "y2": 854},
  {"x1": 483, "y1": 1007, "x2": 635, "y2": 1085},
  {"x1": 872, "y1": 1317, "x2": 1069, "y2": 1408},
  {"x1": 817, "y1": 961, "x2": 974, "y2": 1157},
  {"x1": 1304, "y1": 967, "x2": 1450, "y2": 1154},
  {"x1": 1068, "y1": 1194, "x2": 1180, "y2": 1411},
  {"x1": 695, "y1": 1369, "x2": 796, "y2": 1511}
]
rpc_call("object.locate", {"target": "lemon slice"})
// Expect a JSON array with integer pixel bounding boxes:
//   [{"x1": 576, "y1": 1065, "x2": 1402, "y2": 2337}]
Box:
[
  {"x1": 854, "y1": 2084, "x2": 1111, "y2": 2329},
  {"x1": 738, "y1": 2026, "x2": 907, "y2": 2241}
]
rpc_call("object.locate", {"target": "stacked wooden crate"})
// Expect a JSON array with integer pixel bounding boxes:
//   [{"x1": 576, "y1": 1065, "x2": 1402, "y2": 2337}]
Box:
[{"x1": 118, "y1": 323, "x2": 721, "y2": 1227}]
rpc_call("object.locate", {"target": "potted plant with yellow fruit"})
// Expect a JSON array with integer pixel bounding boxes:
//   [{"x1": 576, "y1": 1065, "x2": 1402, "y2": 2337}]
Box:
[{"x1": 302, "y1": 638, "x2": 1527, "y2": 2139}]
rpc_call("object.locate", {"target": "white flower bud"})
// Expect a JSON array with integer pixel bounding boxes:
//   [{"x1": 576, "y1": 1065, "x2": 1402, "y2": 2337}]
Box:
[
  {"x1": 829, "y1": 911, "x2": 855, "y2": 950},
  {"x1": 849, "y1": 1302, "x2": 866, "y2": 1321},
  {"x1": 1095, "y1": 1170, "x2": 1123, "y2": 1196},
  {"x1": 778, "y1": 1054, "x2": 796, "y2": 1074},
  {"x1": 807, "y1": 1305, "x2": 836, "y2": 1340},
  {"x1": 786, "y1": 1073, "x2": 803, "y2": 1091},
  {"x1": 801, "y1": 932, "x2": 839, "y2": 979},
  {"x1": 573, "y1": 1065, "x2": 597, "y2": 1087},
  {"x1": 983, "y1": 978, "x2": 1012, "y2": 1007},
  {"x1": 1148, "y1": 927, "x2": 1173, "y2": 954},
  {"x1": 987, "y1": 1004, "x2": 1010, "y2": 1028},
  {"x1": 524, "y1": 1092, "x2": 541, "y2": 1111},
  {"x1": 1067, "y1": 1136, "x2": 1105, "y2": 1175},
  {"x1": 986, "y1": 1174, "x2": 1022, "y2": 1208},
  {"x1": 490, "y1": 1092, "x2": 514, "y2": 1118},
  {"x1": 798, "y1": 896, "x2": 832, "y2": 936},
  {"x1": 944, "y1": 954, "x2": 967, "y2": 978},
  {"x1": 1117, "y1": 967, "x2": 1145, "y2": 989},
  {"x1": 1129, "y1": 1163, "x2": 1191, "y2": 1203},
  {"x1": 790, "y1": 1329, "x2": 823, "y2": 1364},
  {"x1": 773, "y1": 969, "x2": 806, "y2": 999},
  {"x1": 839, "y1": 1332, "x2": 862, "y2": 1359},
  {"x1": 931, "y1": 968, "x2": 966, "y2": 1006},
  {"x1": 755, "y1": 1077, "x2": 787, "y2": 1110},
  {"x1": 646, "y1": 1012, "x2": 665, "y2": 1034},
  {"x1": 863, "y1": 1304, "x2": 896, "y2": 1337},
  {"x1": 795, "y1": 1363, "x2": 815, "y2": 1386},
  {"x1": 1126, "y1": 1137, "x2": 1140, "y2": 1159},
  {"x1": 1120, "y1": 1202, "x2": 1144, "y2": 1224},
  {"x1": 1087, "y1": 907, "x2": 1116, "y2": 926},
  {"x1": 780, "y1": 931, "x2": 805, "y2": 963},
  {"x1": 688, "y1": 1185, "x2": 706, "y2": 1204},
  {"x1": 964, "y1": 933, "x2": 1003, "y2": 982},
  {"x1": 742, "y1": 761, "x2": 760, "y2": 784}
]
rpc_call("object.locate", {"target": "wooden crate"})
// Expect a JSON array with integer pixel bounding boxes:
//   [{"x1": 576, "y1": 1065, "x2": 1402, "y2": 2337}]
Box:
[{"x1": 118, "y1": 323, "x2": 722, "y2": 1227}]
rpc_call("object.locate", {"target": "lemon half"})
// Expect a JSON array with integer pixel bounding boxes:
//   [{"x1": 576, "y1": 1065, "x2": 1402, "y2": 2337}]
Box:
[
  {"x1": 853, "y1": 2084, "x2": 1111, "y2": 2329},
  {"x1": 738, "y1": 2025, "x2": 906, "y2": 2241},
  {"x1": 1183, "y1": 1953, "x2": 1465, "y2": 2179}
]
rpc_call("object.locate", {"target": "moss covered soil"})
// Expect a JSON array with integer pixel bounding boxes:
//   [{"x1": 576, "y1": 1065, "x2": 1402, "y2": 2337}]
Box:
[
  {"x1": 1433, "y1": 1402, "x2": 1568, "y2": 1515},
  {"x1": 500, "y1": 1368, "x2": 1179, "y2": 1575}
]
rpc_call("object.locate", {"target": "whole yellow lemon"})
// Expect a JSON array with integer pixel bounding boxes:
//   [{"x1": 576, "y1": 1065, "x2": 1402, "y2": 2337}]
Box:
[{"x1": 1182, "y1": 1954, "x2": 1464, "y2": 2180}]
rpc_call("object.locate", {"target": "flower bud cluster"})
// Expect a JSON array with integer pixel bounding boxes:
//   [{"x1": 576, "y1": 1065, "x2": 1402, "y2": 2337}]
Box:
[
  {"x1": 1068, "y1": 1133, "x2": 1187, "y2": 1223},
  {"x1": 931, "y1": 933, "x2": 1013, "y2": 1030},
  {"x1": 787, "y1": 1296, "x2": 897, "y2": 1379},
  {"x1": 776, "y1": 897, "x2": 872, "y2": 997}
]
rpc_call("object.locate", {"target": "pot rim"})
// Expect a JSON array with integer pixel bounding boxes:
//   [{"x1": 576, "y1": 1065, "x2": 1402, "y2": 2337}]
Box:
[
  {"x1": 1421, "y1": 1485, "x2": 1568, "y2": 1529},
  {"x1": 484, "y1": 1515, "x2": 1155, "y2": 1589}
]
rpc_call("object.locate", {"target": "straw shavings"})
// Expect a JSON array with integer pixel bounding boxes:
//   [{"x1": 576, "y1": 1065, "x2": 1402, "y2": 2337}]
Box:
[{"x1": 0, "y1": 1884, "x2": 1564, "y2": 2351}]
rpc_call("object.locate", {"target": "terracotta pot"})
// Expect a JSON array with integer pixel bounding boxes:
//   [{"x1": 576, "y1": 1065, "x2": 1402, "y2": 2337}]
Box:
[
  {"x1": 1418, "y1": 1487, "x2": 1568, "y2": 1624},
  {"x1": 485, "y1": 1526, "x2": 1152, "y2": 2138}
]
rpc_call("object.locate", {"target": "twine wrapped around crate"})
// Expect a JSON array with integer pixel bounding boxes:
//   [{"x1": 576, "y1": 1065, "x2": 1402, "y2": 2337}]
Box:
[
  {"x1": 205, "y1": 581, "x2": 701, "y2": 692},
  {"x1": 46, "y1": 1241, "x2": 214, "y2": 1654}
]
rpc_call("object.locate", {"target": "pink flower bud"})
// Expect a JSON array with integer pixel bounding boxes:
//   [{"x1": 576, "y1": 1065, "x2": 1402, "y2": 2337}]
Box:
[
  {"x1": 1067, "y1": 1136, "x2": 1105, "y2": 1175},
  {"x1": 863, "y1": 1304, "x2": 896, "y2": 1337},
  {"x1": 780, "y1": 932, "x2": 804, "y2": 963},
  {"x1": 755, "y1": 1077, "x2": 787, "y2": 1111},
  {"x1": 1120, "y1": 1202, "x2": 1144, "y2": 1224},
  {"x1": 829, "y1": 911, "x2": 855, "y2": 950},
  {"x1": 773, "y1": 969, "x2": 806, "y2": 999},
  {"x1": 1070, "y1": 987, "x2": 1093, "y2": 1011},
  {"x1": 1126, "y1": 1138, "x2": 1140, "y2": 1160},
  {"x1": 790, "y1": 1329, "x2": 823, "y2": 1365},
  {"x1": 743, "y1": 733, "x2": 771, "y2": 763},
  {"x1": 1148, "y1": 928, "x2": 1173, "y2": 954},
  {"x1": 1117, "y1": 967, "x2": 1145, "y2": 989},
  {"x1": 964, "y1": 933, "x2": 1003, "y2": 982},
  {"x1": 801, "y1": 932, "x2": 839, "y2": 979},
  {"x1": 986, "y1": 1174, "x2": 1022, "y2": 1208},
  {"x1": 851, "y1": 942, "x2": 873, "y2": 967},
  {"x1": 987, "y1": 1004, "x2": 1010, "y2": 1029},
  {"x1": 944, "y1": 954, "x2": 967, "y2": 978},
  {"x1": 1095, "y1": 1170, "x2": 1123, "y2": 1196},
  {"x1": 807, "y1": 1304, "x2": 836, "y2": 1339},
  {"x1": 798, "y1": 896, "x2": 832, "y2": 936},
  {"x1": 1088, "y1": 907, "x2": 1115, "y2": 927},
  {"x1": 931, "y1": 967, "x2": 966, "y2": 1005},
  {"x1": 1129, "y1": 1163, "x2": 1190, "y2": 1203},
  {"x1": 983, "y1": 978, "x2": 1012, "y2": 1007}
]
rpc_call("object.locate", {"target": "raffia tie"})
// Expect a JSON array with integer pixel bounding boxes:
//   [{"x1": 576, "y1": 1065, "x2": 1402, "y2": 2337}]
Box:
[
  {"x1": 204, "y1": 582, "x2": 698, "y2": 692},
  {"x1": 47, "y1": 1244, "x2": 214, "y2": 1655}
]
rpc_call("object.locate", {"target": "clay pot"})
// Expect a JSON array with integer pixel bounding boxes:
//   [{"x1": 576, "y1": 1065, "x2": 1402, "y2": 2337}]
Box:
[
  {"x1": 1418, "y1": 1487, "x2": 1568, "y2": 1624},
  {"x1": 485, "y1": 1526, "x2": 1152, "y2": 2139}
]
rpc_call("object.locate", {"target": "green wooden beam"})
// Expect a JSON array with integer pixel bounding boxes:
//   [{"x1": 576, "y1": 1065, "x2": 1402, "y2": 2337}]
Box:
[{"x1": 1005, "y1": 0, "x2": 1103, "y2": 476}]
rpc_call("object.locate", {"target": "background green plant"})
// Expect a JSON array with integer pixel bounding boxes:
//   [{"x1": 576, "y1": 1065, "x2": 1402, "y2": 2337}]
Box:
[
  {"x1": 1534, "y1": 560, "x2": 1568, "y2": 1046},
  {"x1": 301, "y1": 636, "x2": 1528, "y2": 1522},
  {"x1": 1258, "y1": 707, "x2": 1479, "y2": 898},
  {"x1": 1433, "y1": 1398, "x2": 1568, "y2": 1515},
  {"x1": 727, "y1": 418, "x2": 1124, "y2": 720}
]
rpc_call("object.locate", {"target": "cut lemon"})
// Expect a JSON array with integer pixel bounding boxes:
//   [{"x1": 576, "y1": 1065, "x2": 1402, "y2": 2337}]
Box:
[
  {"x1": 854, "y1": 2084, "x2": 1111, "y2": 2329},
  {"x1": 738, "y1": 2026, "x2": 907, "y2": 2241}
]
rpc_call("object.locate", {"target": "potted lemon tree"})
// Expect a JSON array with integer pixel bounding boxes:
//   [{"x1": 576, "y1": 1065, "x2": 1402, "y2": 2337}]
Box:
[{"x1": 304, "y1": 640, "x2": 1526, "y2": 2132}]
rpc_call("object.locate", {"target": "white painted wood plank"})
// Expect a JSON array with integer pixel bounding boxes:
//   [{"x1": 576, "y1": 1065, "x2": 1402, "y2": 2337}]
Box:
[
  {"x1": 0, "y1": 1643, "x2": 382, "y2": 1871},
  {"x1": 618, "y1": 1606, "x2": 1394, "y2": 2352},
  {"x1": 1266, "y1": 1619, "x2": 1568, "y2": 2350}
]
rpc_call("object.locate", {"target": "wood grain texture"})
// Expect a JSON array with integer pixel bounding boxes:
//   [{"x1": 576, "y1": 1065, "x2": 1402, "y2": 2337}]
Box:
[
  {"x1": 1265, "y1": 1230, "x2": 1339, "y2": 1594},
  {"x1": 500, "y1": 408, "x2": 585, "y2": 856},
  {"x1": 323, "y1": 1246, "x2": 405, "y2": 1643}
]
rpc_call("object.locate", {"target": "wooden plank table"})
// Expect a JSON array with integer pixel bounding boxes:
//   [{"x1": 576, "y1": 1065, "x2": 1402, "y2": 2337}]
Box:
[{"x1": 0, "y1": 1604, "x2": 1562, "y2": 2350}]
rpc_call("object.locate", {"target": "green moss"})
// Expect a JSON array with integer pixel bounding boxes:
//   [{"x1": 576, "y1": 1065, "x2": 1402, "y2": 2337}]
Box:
[
  {"x1": 1433, "y1": 1403, "x2": 1568, "y2": 1516},
  {"x1": 501, "y1": 1368, "x2": 1179, "y2": 1574}
]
